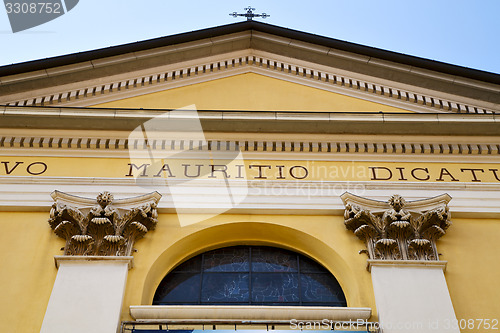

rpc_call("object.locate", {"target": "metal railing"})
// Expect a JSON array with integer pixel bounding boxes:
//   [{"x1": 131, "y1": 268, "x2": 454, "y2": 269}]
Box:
[{"x1": 120, "y1": 319, "x2": 381, "y2": 332}]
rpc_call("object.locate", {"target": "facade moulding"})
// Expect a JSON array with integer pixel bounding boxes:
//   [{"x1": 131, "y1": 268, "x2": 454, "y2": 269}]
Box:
[
  {"x1": 249, "y1": 31, "x2": 500, "y2": 93},
  {"x1": 0, "y1": 32, "x2": 253, "y2": 85},
  {"x1": 366, "y1": 259, "x2": 447, "y2": 272},
  {"x1": 2, "y1": 20, "x2": 498, "y2": 88},
  {"x1": 54, "y1": 255, "x2": 134, "y2": 269},
  {"x1": 1, "y1": 135, "x2": 500, "y2": 156},
  {"x1": 129, "y1": 305, "x2": 372, "y2": 322},
  {"x1": 4, "y1": 149, "x2": 500, "y2": 163},
  {"x1": 2, "y1": 107, "x2": 500, "y2": 136},
  {"x1": 2, "y1": 178, "x2": 500, "y2": 218},
  {"x1": 342, "y1": 193, "x2": 451, "y2": 261},
  {"x1": 1, "y1": 106, "x2": 500, "y2": 151},
  {"x1": 1, "y1": 50, "x2": 498, "y2": 114}
]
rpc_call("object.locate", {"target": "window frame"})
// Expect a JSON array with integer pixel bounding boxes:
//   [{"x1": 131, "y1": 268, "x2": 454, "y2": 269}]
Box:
[{"x1": 153, "y1": 246, "x2": 347, "y2": 307}]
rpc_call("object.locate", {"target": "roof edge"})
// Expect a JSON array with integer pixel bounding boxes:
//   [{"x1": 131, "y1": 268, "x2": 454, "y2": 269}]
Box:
[
  {"x1": 1, "y1": 106, "x2": 498, "y2": 136},
  {"x1": 0, "y1": 21, "x2": 499, "y2": 85}
]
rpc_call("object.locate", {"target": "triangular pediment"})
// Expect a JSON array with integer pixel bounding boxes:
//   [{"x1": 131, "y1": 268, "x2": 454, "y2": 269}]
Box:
[{"x1": 93, "y1": 73, "x2": 412, "y2": 113}]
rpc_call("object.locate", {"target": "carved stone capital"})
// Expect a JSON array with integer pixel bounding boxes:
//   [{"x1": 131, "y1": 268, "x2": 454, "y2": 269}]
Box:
[
  {"x1": 49, "y1": 191, "x2": 161, "y2": 256},
  {"x1": 341, "y1": 193, "x2": 451, "y2": 261}
]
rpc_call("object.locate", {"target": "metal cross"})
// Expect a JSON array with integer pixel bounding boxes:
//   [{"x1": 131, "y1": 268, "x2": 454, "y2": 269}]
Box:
[{"x1": 230, "y1": 6, "x2": 270, "y2": 21}]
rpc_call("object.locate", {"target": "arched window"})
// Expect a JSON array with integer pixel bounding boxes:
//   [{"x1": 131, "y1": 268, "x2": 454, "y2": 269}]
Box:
[{"x1": 153, "y1": 246, "x2": 347, "y2": 306}]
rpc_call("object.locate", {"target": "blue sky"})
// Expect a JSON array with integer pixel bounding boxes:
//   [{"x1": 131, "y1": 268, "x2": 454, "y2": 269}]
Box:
[{"x1": 1, "y1": 0, "x2": 499, "y2": 74}]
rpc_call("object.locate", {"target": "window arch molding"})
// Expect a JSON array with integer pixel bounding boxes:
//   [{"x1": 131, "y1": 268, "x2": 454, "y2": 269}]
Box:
[{"x1": 140, "y1": 222, "x2": 361, "y2": 307}]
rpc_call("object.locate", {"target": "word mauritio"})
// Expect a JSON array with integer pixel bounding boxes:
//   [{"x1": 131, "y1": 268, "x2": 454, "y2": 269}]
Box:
[
  {"x1": 370, "y1": 166, "x2": 500, "y2": 182},
  {"x1": 126, "y1": 163, "x2": 309, "y2": 179},
  {"x1": 3, "y1": 162, "x2": 500, "y2": 183}
]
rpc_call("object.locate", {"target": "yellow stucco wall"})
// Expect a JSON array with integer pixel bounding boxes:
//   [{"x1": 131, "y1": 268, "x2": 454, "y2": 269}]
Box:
[
  {"x1": 93, "y1": 73, "x2": 412, "y2": 113},
  {"x1": 2, "y1": 210, "x2": 499, "y2": 332},
  {"x1": 0, "y1": 210, "x2": 377, "y2": 331},
  {"x1": 1, "y1": 71, "x2": 498, "y2": 333},
  {"x1": 440, "y1": 218, "x2": 500, "y2": 325},
  {"x1": 0, "y1": 212, "x2": 62, "y2": 333}
]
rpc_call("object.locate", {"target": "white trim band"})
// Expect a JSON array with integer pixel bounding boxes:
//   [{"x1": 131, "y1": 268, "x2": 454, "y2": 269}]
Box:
[
  {"x1": 54, "y1": 255, "x2": 135, "y2": 270},
  {"x1": 367, "y1": 260, "x2": 447, "y2": 272},
  {"x1": 129, "y1": 305, "x2": 372, "y2": 322}
]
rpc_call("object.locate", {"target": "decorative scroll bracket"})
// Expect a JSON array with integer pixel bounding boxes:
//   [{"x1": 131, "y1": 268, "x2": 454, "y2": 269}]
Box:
[
  {"x1": 341, "y1": 193, "x2": 452, "y2": 261},
  {"x1": 48, "y1": 191, "x2": 161, "y2": 256}
]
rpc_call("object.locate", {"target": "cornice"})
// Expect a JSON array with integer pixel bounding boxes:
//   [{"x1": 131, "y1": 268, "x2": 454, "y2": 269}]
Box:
[
  {"x1": 1, "y1": 50, "x2": 498, "y2": 115},
  {"x1": 1, "y1": 134, "x2": 500, "y2": 157},
  {"x1": 250, "y1": 32, "x2": 500, "y2": 93},
  {"x1": 2, "y1": 20, "x2": 498, "y2": 85},
  {"x1": 2, "y1": 22, "x2": 498, "y2": 92},
  {"x1": 0, "y1": 32, "x2": 252, "y2": 85},
  {"x1": 1, "y1": 109, "x2": 500, "y2": 157},
  {"x1": 1, "y1": 105, "x2": 500, "y2": 129},
  {"x1": 2, "y1": 177, "x2": 500, "y2": 218}
]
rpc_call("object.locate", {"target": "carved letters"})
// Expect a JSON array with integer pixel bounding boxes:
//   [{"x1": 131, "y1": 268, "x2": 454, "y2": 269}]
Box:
[
  {"x1": 48, "y1": 191, "x2": 161, "y2": 256},
  {"x1": 342, "y1": 193, "x2": 451, "y2": 261}
]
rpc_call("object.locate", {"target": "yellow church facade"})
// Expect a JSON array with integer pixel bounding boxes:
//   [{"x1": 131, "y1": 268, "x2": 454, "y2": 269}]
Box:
[{"x1": 0, "y1": 21, "x2": 499, "y2": 333}]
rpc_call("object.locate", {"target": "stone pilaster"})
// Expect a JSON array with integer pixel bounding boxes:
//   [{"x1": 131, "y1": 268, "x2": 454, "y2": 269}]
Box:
[{"x1": 341, "y1": 193, "x2": 459, "y2": 333}]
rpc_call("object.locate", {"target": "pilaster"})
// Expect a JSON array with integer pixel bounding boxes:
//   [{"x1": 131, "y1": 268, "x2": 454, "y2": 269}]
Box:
[{"x1": 342, "y1": 193, "x2": 459, "y2": 333}]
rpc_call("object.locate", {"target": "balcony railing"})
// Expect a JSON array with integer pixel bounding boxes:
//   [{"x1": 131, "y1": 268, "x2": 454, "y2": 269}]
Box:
[{"x1": 120, "y1": 320, "x2": 380, "y2": 333}]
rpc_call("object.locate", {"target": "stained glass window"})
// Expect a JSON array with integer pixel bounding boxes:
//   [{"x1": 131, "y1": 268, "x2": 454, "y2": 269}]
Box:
[{"x1": 153, "y1": 246, "x2": 347, "y2": 307}]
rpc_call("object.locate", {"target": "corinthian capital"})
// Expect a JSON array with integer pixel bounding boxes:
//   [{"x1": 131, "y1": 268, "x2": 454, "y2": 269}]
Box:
[
  {"x1": 48, "y1": 191, "x2": 161, "y2": 256},
  {"x1": 341, "y1": 193, "x2": 451, "y2": 261}
]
